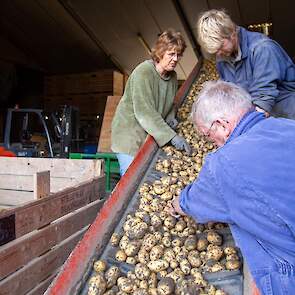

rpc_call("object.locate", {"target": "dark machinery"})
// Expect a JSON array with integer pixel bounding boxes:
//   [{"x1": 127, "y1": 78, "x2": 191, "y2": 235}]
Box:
[{"x1": 1, "y1": 105, "x2": 81, "y2": 158}]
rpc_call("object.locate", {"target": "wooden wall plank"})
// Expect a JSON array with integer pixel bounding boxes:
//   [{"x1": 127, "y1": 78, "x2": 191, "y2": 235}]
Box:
[
  {"x1": 0, "y1": 158, "x2": 102, "y2": 182},
  {"x1": 0, "y1": 190, "x2": 33, "y2": 206},
  {"x1": 0, "y1": 227, "x2": 88, "y2": 295},
  {"x1": 98, "y1": 95, "x2": 122, "y2": 152},
  {"x1": 0, "y1": 199, "x2": 103, "y2": 280},
  {"x1": 0, "y1": 175, "x2": 105, "y2": 239}
]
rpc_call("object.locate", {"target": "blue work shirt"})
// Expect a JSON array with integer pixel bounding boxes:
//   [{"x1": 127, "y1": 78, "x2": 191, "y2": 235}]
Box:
[
  {"x1": 180, "y1": 111, "x2": 295, "y2": 294},
  {"x1": 217, "y1": 27, "x2": 295, "y2": 118}
]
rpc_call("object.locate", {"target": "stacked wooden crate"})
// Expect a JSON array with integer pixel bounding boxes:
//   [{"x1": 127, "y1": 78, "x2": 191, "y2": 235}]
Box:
[
  {"x1": 43, "y1": 70, "x2": 124, "y2": 144},
  {"x1": 0, "y1": 157, "x2": 105, "y2": 295}
]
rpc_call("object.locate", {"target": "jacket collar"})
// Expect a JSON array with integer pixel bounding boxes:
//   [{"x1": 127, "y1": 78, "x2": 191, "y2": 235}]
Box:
[
  {"x1": 226, "y1": 111, "x2": 265, "y2": 144},
  {"x1": 238, "y1": 26, "x2": 249, "y2": 60}
]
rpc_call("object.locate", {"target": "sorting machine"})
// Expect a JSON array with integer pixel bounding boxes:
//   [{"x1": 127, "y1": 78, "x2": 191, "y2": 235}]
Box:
[{"x1": 45, "y1": 59, "x2": 260, "y2": 295}]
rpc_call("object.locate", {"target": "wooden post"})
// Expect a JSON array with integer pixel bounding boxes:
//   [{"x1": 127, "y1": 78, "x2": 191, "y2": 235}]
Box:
[{"x1": 34, "y1": 171, "x2": 50, "y2": 199}]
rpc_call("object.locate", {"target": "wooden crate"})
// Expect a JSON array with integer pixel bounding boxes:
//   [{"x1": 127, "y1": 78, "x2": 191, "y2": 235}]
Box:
[
  {"x1": 0, "y1": 157, "x2": 105, "y2": 295},
  {"x1": 98, "y1": 96, "x2": 122, "y2": 152},
  {"x1": 44, "y1": 70, "x2": 124, "y2": 96}
]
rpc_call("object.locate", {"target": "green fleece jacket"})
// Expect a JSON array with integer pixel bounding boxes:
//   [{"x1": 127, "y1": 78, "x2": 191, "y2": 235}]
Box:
[{"x1": 111, "y1": 60, "x2": 177, "y2": 156}]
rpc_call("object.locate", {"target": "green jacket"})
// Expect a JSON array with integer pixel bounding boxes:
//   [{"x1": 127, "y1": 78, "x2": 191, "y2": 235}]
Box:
[{"x1": 111, "y1": 60, "x2": 177, "y2": 156}]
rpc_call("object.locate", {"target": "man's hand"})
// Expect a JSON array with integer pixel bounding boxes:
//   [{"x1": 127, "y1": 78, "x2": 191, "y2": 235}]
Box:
[
  {"x1": 167, "y1": 196, "x2": 186, "y2": 217},
  {"x1": 171, "y1": 135, "x2": 192, "y2": 155},
  {"x1": 255, "y1": 106, "x2": 270, "y2": 118},
  {"x1": 166, "y1": 118, "x2": 178, "y2": 130}
]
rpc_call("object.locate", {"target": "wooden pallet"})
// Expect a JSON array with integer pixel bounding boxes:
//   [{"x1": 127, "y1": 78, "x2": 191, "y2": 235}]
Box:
[
  {"x1": 44, "y1": 70, "x2": 124, "y2": 96},
  {"x1": 0, "y1": 157, "x2": 105, "y2": 295}
]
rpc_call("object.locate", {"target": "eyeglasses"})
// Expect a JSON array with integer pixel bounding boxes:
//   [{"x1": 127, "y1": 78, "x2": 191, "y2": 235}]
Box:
[
  {"x1": 166, "y1": 52, "x2": 182, "y2": 60},
  {"x1": 198, "y1": 120, "x2": 217, "y2": 138}
]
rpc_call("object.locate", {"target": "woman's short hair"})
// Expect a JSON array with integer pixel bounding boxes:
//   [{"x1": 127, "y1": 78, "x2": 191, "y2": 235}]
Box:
[
  {"x1": 192, "y1": 80, "x2": 253, "y2": 128},
  {"x1": 197, "y1": 9, "x2": 236, "y2": 54},
  {"x1": 151, "y1": 29, "x2": 186, "y2": 62}
]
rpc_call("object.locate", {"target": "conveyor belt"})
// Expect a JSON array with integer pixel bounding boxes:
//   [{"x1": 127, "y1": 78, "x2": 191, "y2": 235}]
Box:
[{"x1": 80, "y1": 149, "x2": 243, "y2": 295}]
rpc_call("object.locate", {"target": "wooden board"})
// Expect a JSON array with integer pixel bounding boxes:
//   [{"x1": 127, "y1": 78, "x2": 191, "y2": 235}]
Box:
[
  {"x1": 0, "y1": 199, "x2": 103, "y2": 280},
  {"x1": 0, "y1": 175, "x2": 105, "y2": 240},
  {"x1": 0, "y1": 227, "x2": 88, "y2": 295},
  {"x1": 26, "y1": 272, "x2": 59, "y2": 295},
  {"x1": 97, "y1": 96, "x2": 122, "y2": 152},
  {"x1": 0, "y1": 158, "x2": 103, "y2": 193}
]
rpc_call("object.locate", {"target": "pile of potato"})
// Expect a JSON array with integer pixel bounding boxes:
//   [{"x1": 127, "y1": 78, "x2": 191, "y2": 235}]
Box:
[{"x1": 87, "y1": 60, "x2": 241, "y2": 295}]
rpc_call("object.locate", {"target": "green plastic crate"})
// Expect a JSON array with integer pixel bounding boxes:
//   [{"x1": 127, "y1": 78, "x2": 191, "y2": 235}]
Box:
[{"x1": 69, "y1": 152, "x2": 120, "y2": 192}]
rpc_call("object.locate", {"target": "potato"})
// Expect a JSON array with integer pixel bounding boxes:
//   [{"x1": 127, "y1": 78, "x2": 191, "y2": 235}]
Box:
[
  {"x1": 157, "y1": 277, "x2": 175, "y2": 295},
  {"x1": 105, "y1": 266, "x2": 120, "y2": 288},
  {"x1": 150, "y1": 245, "x2": 164, "y2": 261},
  {"x1": 207, "y1": 231, "x2": 222, "y2": 246},
  {"x1": 224, "y1": 246, "x2": 237, "y2": 255},
  {"x1": 110, "y1": 233, "x2": 121, "y2": 247},
  {"x1": 117, "y1": 277, "x2": 134, "y2": 293},
  {"x1": 164, "y1": 216, "x2": 177, "y2": 229},
  {"x1": 126, "y1": 256, "x2": 137, "y2": 264},
  {"x1": 138, "y1": 249, "x2": 150, "y2": 264},
  {"x1": 188, "y1": 250, "x2": 202, "y2": 268},
  {"x1": 225, "y1": 259, "x2": 241, "y2": 270},
  {"x1": 179, "y1": 259, "x2": 191, "y2": 275},
  {"x1": 184, "y1": 235, "x2": 197, "y2": 251},
  {"x1": 116, "y1": 250, "x2": 127, "y2": 262},
  {"x1": 124, "y1": 240, "x2": 141, "y2": 257},
  {"x1": 133, "y1": 289, "x2": 149, "y2": 295},
  {"x1": 93, "y1": 260, "x2": 107, "y2": 273},
  {"x1": 142, "y1": 233, "x2": 157, "y2": 251},
  {"x1": 134, "y1": 263, "x2": 151, "y2": 280},
  {"x1": 210, "y1": 262, "x2": 225, "y2": 272},
  {"x1": 206, "y1": 245, "x2": 223, "y2": 261},
  {"x1": 119, "y1": 235, "x2": 130, "y2": 250},
  {"x1": 147, "y1": 260, "x2": 169, "y2": 272},
  {"x1": 148, "y1": 272, "x2": 158, "y2": 288},
  {"x1": 197, "y1": 238, "x2": 208, "y2": 251},
  {"x1": 88, "y1": 274, "x2": 107, "y2": 295}
]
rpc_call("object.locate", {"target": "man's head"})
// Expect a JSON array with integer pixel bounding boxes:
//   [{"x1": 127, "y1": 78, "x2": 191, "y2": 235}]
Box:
[
  {"x1": 192, "y1": 80, "x2": 253, "y2": 147},
  {"x1": 197, "y1": 9, "x2": 238, "y2": 58}
]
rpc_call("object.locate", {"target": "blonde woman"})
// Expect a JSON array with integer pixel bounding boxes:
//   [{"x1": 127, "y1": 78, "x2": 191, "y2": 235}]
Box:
[
  {"x1": 111, "y1": 29, "x2": 191, "y2": 175},
  {"x1": 197, "y1": 9, "x2": 295, "y2": 119}
]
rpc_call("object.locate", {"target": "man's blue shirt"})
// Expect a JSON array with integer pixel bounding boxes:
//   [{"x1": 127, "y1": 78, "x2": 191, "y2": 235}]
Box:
[{"x1": 180, "y1": 111, "x2": 295, "y2": 293}]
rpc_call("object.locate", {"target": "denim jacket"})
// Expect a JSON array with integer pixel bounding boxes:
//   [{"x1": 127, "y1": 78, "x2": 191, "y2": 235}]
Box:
[
  {"x1": 180, "y1": 112, "x2": 295, "y2": 294},
  {"x1": 217, "y1": 27, "x2": 295, "y2": 113}
]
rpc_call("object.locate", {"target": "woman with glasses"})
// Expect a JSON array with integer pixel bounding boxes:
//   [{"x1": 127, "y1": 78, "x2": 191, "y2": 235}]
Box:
[{"x1": 111, "y1": 29, "x2": 191, "y2": 175}]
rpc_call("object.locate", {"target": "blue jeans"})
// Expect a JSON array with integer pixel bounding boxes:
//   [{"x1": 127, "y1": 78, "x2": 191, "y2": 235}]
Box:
[{"x1": 116, "y1": 153, "x2": 134, "y2": 176}]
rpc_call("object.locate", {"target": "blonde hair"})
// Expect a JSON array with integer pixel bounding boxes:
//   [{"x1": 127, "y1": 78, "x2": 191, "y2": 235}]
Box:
[
  {"x1": 197, "y1": 9, "x2": 236, "y2": 54},
  {"x1": 151, "y1": 29, "x2": 186, "y2": 62}
]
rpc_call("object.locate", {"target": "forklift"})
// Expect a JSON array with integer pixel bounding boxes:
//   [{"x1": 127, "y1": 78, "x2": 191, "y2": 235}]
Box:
[{"x1": 1, "y1": 105, "x2": 81, "y2": 158}]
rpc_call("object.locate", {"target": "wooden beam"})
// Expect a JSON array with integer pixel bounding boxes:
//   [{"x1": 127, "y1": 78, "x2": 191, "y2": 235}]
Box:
[{"x1": 34, "y1": 171, "x2": 50, "y2": 199}]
